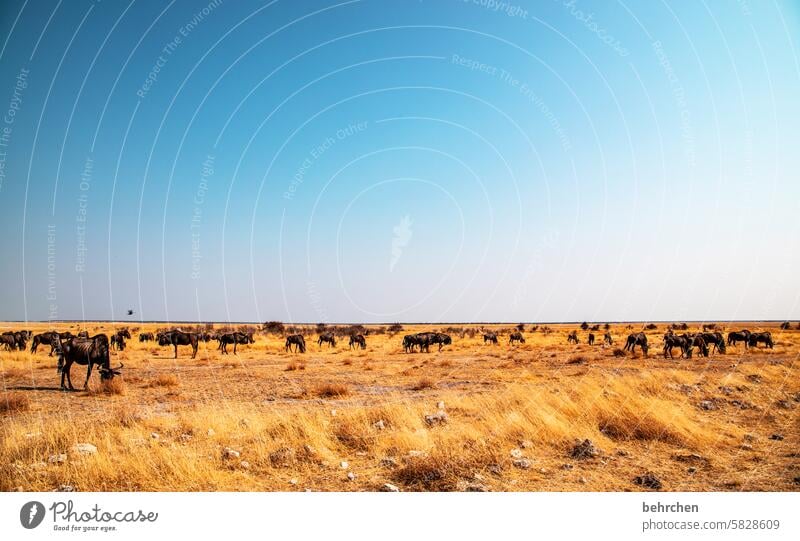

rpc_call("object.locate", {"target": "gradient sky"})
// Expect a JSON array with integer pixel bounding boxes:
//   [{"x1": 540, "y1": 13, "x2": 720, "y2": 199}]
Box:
[{"x1": 0, "y1": 0, "x2": 798, "y2": 323}]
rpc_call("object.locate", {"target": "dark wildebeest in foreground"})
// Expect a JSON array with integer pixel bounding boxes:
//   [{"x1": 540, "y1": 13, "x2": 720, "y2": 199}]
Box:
[
  {"x1": 53, "y1": 335, "x2": 123, "y2": 391},
  {"x1": 349, "y1": 334, "x2": 366, "y2": 350},
  {"x1": 157, "y1": 330, "x2": 199, "y2": 359},
  {"x1": 30, "y1": 331, "x2": 73, "y2": 355},
  {"x1": 483, "y1": 332, "x2": 498, "y2": 344},
  {"x1": 748, "y1": 332, "x2": 774, "y2": 349},
  {"x1": 403, "y1": 334, "x2": 421, "y2": 353},
  {"x1": 0, "y1": 332, "x2": 18, "y2": 350},
  {"x1": 603, "y1": 333, "x2": 613, "y2": 346},
  {"x1": 285, "y1": 334, "x2": 306, "y2": 353},
  {"x1": 139, "y1": 332, "x2": 154, "y2": 342},
  {"x1": 727, "y1": 330, "x2": 751, "y2": 348},
  {"x1": 685, "y1": 334, "x2": 709, "y2": 358},
  {"x1": 509, "y1": 331, "x2": 525, "y2": 345},
  {"x1": 663, "y1": 333, "x2": 691, "y2": 359},
  {"x1": 218, "y1": 332, "x2": 254, "y2": 354},
  {"x1": 587, "y1": 333, "x2": 595, "y2": 346},
  {"x1": 318, "y1": 332, "x2": 336, "y2": 348},
  {"x1": 700, "y1": 332, "x2": 726, "y2": 354},
  {"x1": 567, "y1": 331, "x2": 578, "y2": 344},
  {"x1": 624, "y1": 333, "x2": 649, "y2": 355}
]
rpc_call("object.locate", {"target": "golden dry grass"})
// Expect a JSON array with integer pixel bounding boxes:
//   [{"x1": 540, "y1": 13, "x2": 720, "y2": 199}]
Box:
[{"x1": 0, "y1": 321, "x2": 798, "y2": 492}]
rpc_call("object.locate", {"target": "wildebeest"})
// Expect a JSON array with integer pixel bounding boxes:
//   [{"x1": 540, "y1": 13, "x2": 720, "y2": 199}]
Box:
[
  {"x1": 587, "y1": 333, "x2": 595, "y2": 346},
  {"x1": 685, "y1": 334, "x2": 709, "y2": 358},
  {"x1": 139, "y1": 332, "x2": 155, "y2": 342},
  {"x1": 727, "y1": 330, "x2": 751, "y2": 348},
  {"x1": 700, "y1": 332, "x2": 726, "y2": 354},
  {"x1": 53, "y1": 335, "x2": 123, "y2": 391},
  {"x1": 318, "y1": 332, "x2": 336, "y2": 348},
  {"x1": 603, "y1": 333, "x2": 613, "y2": 346},
  {"x1": 30, "y1": 331, "x2": 73, "y2": 355},
  {"x1": 403, "y1": 334, "x2": 421, "y2": 353},
  {"x1": 748, "y1": 332, "x2": 774, "y2": 349},
  {"x1": 623, "y1": 333, "x2": 649, "y2": 354},
  {"x1": 0, "y1": 332, "x2": 18, "y2": 350},
  {"x1": 567, "y1": 331, "x2": 578, "y2": 344},
  {"x1": 110, "y1": 330, "x2": 129, "y2": 351},
  {"x1": 218, "y1": 332, "x2": 254, "y2": 354},
  {"x1": 428, "y1": 332, "x2": 451, "y2": 351},
  {"x1": 663, "y1": 332, "x2": 690, "y2": 359},
  {"x1": 483, "y1": 332, "x2": 498, "y2": 344},
  {"x1": 349, "y1": 334, "x2": 366, "y2": 350},
  {"x1": 157, "y1": 330, "x2": 199, "y2": 359},
  {"x1": 285, "y1": 334, "x2": 306, "y2": 353},
  {"x1": 509, "y1": 331, "x2": 525, "y2": 345}
]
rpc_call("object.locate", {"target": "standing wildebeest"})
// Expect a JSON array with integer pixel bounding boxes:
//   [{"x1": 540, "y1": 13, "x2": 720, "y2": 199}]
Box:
[
  {"x1": 663, "y1": 332, "x2": 692, "y2": 358},
  {"x1": 157, "y1": 330, "x2": 199, "y2": 359},
  {"x1": 139, "y1": 332, "x2": 154, "y2": 342},
  {"x1": 567, "y1": 331, "x2": 578, "y2": 344},
  {"x1": 110, "y1": 330, "x2": 129, "y2": 351},
  {"x1": 587, "y1": 333, "x2": 595, "y2": 345},
  {"x1": 1, "y1": 332, "x2": 18, "y2": 350},
  {"x1": 509, "y1": 331, "x2": 525, "y2": 345},
  {"x1": 700, "y1": 332, "x2": 726, "y2": 354},
  {"x1": 623, "y1": 333, "x2": 649, "y2": 355},
  {"x1": 349, "y1": 334, "x2": 366, "y2": 350},
  {"x1": 483, "y1": 332, "x2": 498, "y2": 344},
  {"x1": 748, "y1": 332, "x2": 774, "y2": 349},
  {"x1": 285, "y1": 334, "x2": 306, "y2": 353},
  {"x1": 30, "y1": 331, "x2": 73, "y2": 355},
  {"x1": 53, "y1": 335, "x2": 123, "y2": 391},
  {"x1": 603, "y1": 333, "x2": 613, "y2": 346},
  {"x1": 318, "y1": 332, "x2": 336, "y2": 348},
  {"x1": 218, "y1": 332, "x2": 254, "y2": 354},
  {"x1": 403, "y1": 334, "x2": 421, "y2": 353},
  {"x1": 428, "y1": 332, "x2": 452, "y2": 351},
  {"x1": 685, "y1": 334, "x2": 709, "y2": 358},
  {"x1": 727, "y1": 330, "x2": 751, "y2": 348}
]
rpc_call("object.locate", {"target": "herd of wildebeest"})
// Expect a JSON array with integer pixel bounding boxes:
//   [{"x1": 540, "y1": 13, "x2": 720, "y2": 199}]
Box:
[{"x1": 0, "y1": 321, "x2": 787, "y2": 392}]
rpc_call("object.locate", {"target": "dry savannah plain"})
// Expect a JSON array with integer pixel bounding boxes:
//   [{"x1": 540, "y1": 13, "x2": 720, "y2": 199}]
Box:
[{"x1": 1, "y1": 321, "x2": 798, "y2": 493}]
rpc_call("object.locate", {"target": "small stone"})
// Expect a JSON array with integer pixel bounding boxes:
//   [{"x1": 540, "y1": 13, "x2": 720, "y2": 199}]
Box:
[
  {"x1": 71, "y1": 443, "x2": 97, "y2": 456},
  {"x1": 436, "y1": 401, "x2": 445, "y2": 410},
  {"x1": 512, "y1": 458, "x2": 532, "y2": 470},
  {"x1": 207, "y1": 429, "x2": 215, "y2": 436},
  {"x1": 380, "y1": 457, "x2": 398, "y2": 468},
  {"x1": 330, "y1": 409, "x2": 337, "y2": 417},
  {"x1": 633, "y1": 472, "x2": 662, "y2": 490},
  {"x1": 239, "y1": 460, "x2": 250, "y2": 470},
  {"x1": 770, "y1": 433, "x2": 784, "y2": 441},
  {"x1": 340, "y1": 461, "x2": 349, "y2": 469},
  {"x1": 775, "y1": 400, "x2": 794, "y2": 410},
  {"x1": 740, "y1": 444, "x2": 753, "y2": 451},
  {"x1": 57, "y1": 484, "x2": 75, "y2": 492},
  {"x1": 570, "y1": 439, "x2": 599, "y2": 459},
  {"x1": 616, "y1": 449, "x2": 630, "y2": 457},
  {"x1": 743, "y1": 433, "x2": 756, "y2": 442},
  {"x1": 424, "y1": 411, "x2": 448, "y2": 426},
  {"x1": 179, "y1": 433, "x2": 193, "y2": 443},
  {"x1": 347, "y1": 472, "x2": 356, "y2": 481},
  {"x1": 698, "y1": 400, "x2": 717, "y2": 411},
  {"x1": 380, "y1": 483, "x2": 400, "y2": 492},
  {"x1": 408, "y1": 450, "x2": 427, "y2": 458},
  {"x1": 48, "y1": 453, "x2": 67, "y2": 464},
  {"x1": 520, "y1": 439, "x2": 533, "y2": 449},
  {"x1": 510, "y1": 448, "x2": 524, "y2": 458},
  {"x1": 222, "y1": 447, "x2": 241, "y2": 459},
  {"x1": 687, "y1": 467, "x2": 697, "y2": 474},
  {"x1": 561, "y1": 463, "x2": 573, "y2": 470},
  {"x1": 289, "y1": 478, "x2": 298, "y2": 485},
  {"x1": 464, "y1": 483, "x2": 488, "y2": 492},
  {"x1": 150, "y1": 432, "x2": 160, "y2": 440},
  {"x1": 538, "y1": 468, "x2": 548, "y2": 474},
  {"x1": 487, "y1": 464, "x2": 502, "y2": 476},
  {"x1": 578, "y1": 476, "x2": 588, "y2": 484},
  {"x1": 373, "y1": 419, "x2": 385, "y2": 430}
]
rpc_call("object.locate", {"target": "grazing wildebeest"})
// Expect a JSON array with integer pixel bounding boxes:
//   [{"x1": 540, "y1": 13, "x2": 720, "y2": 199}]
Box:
[
  {"x1": 53, "y1": 335, "x2": 123, "y2": 391},
  {"x1": 0, "y1": 332, "x2": 17, "y2": 350},
  {"x1": 685, "y1": 334, "x2": 709, "y2": 358},
  {"x1": 139, "y1": 332, "x2": 154, "y2": 342},
  {"x1": 30, "y1": 331, "x2": 70, "y2": 355},
  {"x1": 218, "y1": 332, "x2": 254, "y2": 354},
  {"x1": 403, "y1": 334, "x2": 421, "y2": 353},
  {"x1": 603, "y1": 333, "x2": 613, "y2": 346},
  {"x1": 663, "y1": 333, "x2": 690, "y2": 359},
  {"x1": 727, "y1": 330, "x2": 751, "y2": 348},
  {"x1": 349, "y1": 334, "x2": 366, "y2": 350},
  {"x1": 509, "y1": 331, "x2": 525, "y2": 345},
  {"x1": 285, "y1": 334, "x2": 306, "y2": 353},
  {"x1": 428, "y1": 332, "x2": 452, "y2": 351},
  {"x1": 157, "y1": 330, "x2": 199, "y2": 359},
  {"x1": 748, "y1": 332, "x2": 774, "y2": 349},
  {"x1": 623, "y1": 333, "x2": 648, "y2": 355},
  {"x1": 318, "y1": 332, "x2": 336, "y2": 348},
  {"x1": 483, "y1": 332, "x2": 498, "y2": 344},
  {"x1": 588, "y1": 333, "x2": 595, "y2": 346},
  {"x1": 567, "y1": 331, "x2": 578, "y2": 344},
  {"x1": 110, "y1": 330, "x2": 128, "y2": 351},
  {"x1": 700, "y1": 332, "x2": 726, "y2": 354}
]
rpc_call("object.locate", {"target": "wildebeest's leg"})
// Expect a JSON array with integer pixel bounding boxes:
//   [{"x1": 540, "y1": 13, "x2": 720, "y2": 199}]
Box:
[
  {"x1": 174, "y1": 343, "x2": 178, "y2": 359},
  {"x1": 191, "y1": 342, "x2": 198, "y2": 359},
  {"x1": 84, "y1": 363, "x2": 93, "y2": 390},
  {"x1": 233, "y1": 341, "x2": 237, "y2": 355},
  {"x1": 60, "y1": 361, "x2": 68, "y2": 389},
  {"x1": 66, "y1": 363, "x2": 76, "y2": 391}
]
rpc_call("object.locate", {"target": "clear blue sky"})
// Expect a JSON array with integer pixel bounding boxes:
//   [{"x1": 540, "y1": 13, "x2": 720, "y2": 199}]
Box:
[{"x1": 0, "y1": 0, "x2": 798, "y2": 323}]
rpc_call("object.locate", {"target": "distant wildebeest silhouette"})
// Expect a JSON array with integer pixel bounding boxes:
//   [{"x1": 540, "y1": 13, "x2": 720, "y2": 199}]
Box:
[
  {"x1": 587, "y1": 333, "x2": 595, "y2": 345},
  {"x1": 30, "y1": 331, "x2": 73, "y2": 355},
  {"x1": 218, "y1": 332, "x2": 254, "y2": 354},
  {"x1": 567, "y1": 331, "x2": 578, "y2": 344},
  {"x1": 285, "y1": 334, "x2": 306, "y2": 353},
  {"x1": 483, "y1": 332, "x2": 498, "y2": 344},
  {"x1": 702, "y1": 323, "x2": 717, "y2": 331},
  {"x1": 139, "y1": 332, "x2": 154, "y2": 342},
  {"x1": 157, "y1": 330, "x2": 199, "y2": 359},
  {"x1": 727, "y1": 330, "x2": 751, "y2": 348},
  {"x1": 110, "y1": 330, "x2": 129, "y2": 351},
  {"x1": 318, "y1": 332, "x2": 336, "y2": 348},
  {"x1": 603, "y1": 333, "x2": 613, "y2": 346},
  {"x1": 624, "y1": 333, "x2": 648, "y2": 355},
  {"x1": 700, "y1": 332, "x2": 726, "y2": 354},
  {"x1": 748, "y1": 332, "x2": 774, "y2": 349},
  {"x1": 349, "y1": 334, "x2": 366, "y2": 350},
  {"x1": 509, "y1": 331, "x2": 525, "y2": 345},
  {"x1": 53, "y1": 335, "x2": 123, "y2": 391}
]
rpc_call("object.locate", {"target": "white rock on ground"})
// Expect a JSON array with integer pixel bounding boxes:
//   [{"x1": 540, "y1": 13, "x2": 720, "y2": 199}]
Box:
[{"x1": 71, "y1": 443, "x2": 97, "y2": 456}]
